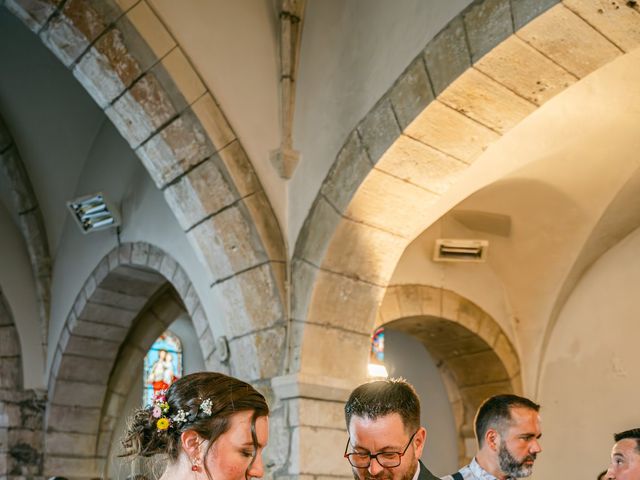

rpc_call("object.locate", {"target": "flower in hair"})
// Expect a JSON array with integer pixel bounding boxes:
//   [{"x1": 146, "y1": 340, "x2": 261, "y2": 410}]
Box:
[
  {"x1": 156, "y1": 417, "x2": 170, "y2": 431},
  {"x1": 152, "y1": 406, "x2": 162, "y2": 418},
  {"x1": 172, "y1": 409, "x2": 188, "y2": 424},
  {"x1": 200, "y1": 398, "x2": 213, "y2": 416}
]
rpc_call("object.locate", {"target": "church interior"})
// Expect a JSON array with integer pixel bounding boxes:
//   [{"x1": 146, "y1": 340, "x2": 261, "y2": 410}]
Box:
[{"x1": 1, "y1": 0, "x2": 639, "y2": 478}]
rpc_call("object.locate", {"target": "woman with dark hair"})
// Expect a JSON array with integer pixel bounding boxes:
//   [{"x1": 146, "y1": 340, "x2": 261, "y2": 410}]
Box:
[{"x1": 121, "y1": 372, "x2": 269, "y2": 480}]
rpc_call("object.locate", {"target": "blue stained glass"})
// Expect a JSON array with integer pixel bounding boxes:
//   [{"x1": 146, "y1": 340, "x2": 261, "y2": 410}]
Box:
[
  {"x1": 370, "y1": 327, "x2": 384, "y2": 362},
  {"x1": 143, "y1": 330, "x2": 183, "y2": 407}
]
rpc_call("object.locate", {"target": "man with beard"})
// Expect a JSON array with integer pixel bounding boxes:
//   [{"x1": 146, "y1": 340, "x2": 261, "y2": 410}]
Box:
[
  {"x1": 344, "y1": 378, "x2": 440, "y2": 480},
  {"x1": 605, "y1": 428, "x2": 640, "y2": 480},
  {"x1": 442, "y1": 394, "x2": 542, "y2": 480}
]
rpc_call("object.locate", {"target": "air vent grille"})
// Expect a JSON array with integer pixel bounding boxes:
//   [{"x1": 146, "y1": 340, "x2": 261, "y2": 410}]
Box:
[{"x1": 434, "y1": 239, "x2": 488, "y2": 263}]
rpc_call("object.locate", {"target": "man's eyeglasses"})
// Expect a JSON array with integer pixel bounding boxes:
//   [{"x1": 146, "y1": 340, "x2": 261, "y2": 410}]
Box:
[{"x1": 344, "y1": 431, "x2": 418, "y2": 469}]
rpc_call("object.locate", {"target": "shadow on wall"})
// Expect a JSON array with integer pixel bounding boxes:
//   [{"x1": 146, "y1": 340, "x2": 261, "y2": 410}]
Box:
[{"x1": 384, "y1": 328, "x2": 458, "y2": 476}]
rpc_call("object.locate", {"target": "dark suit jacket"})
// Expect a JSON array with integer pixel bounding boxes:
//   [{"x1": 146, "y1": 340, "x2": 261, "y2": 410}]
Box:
[{"x1": 418, "y1": 460, "x2": 440, "y2": 480}]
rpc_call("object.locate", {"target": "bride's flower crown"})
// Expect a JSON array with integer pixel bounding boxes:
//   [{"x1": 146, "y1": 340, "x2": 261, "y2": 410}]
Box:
[{"x1": 151, "y1": 391, "x2": 214, "y2": 432}]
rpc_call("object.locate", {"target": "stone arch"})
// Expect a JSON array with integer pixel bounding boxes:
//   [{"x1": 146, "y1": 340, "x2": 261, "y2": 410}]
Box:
[
  {"x1": 43, "y1": 242, "x2": 218, "y2": 478},
  {"x1": 292, "y1": 1, "x2": 640, "y2": 381},
  {"x1": 0, "y1": 288, "x2": 46, "y2": 477},
  {"x1": 0, "y1": 113, "x2": 51, "y2": 353},
  {"x1": 378, "y1": 284, "x2": 521, "y2": 466},
  {"x1": 5, "y1": 0, "x2": 286, "y2": 382}
]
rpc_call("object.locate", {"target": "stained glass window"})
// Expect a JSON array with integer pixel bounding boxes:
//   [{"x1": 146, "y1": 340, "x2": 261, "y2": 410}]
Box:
[
  {"x1": 371, "y1": 327, "x2": 385, "y2": 362},
  {"x1": 143, "y1": 330, "x2": 183, "y2": 406}
]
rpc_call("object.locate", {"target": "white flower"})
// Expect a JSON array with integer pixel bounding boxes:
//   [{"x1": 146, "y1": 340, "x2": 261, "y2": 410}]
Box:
[
  {"x1": 172, "y1": 409, "x2": 188, "y2": 424},
  {"x1": 200, "y1": 398, "x2": 213, "y2": 416}
]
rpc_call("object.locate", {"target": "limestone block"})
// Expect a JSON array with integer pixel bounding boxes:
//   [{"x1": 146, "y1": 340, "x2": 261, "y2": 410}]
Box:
[
  {"x1": 305, "y1": 267, "x2": 384, "y2": 335},
  {"x1": 107, "y1": 246, "x2": 121, "y2": 270},
  {"x1": 493, "y1": 333, "x2": 520, "y2": 377},
  {"x1": 186, "y1": 305, "x2": 206, "y2": 338},
  {"x1": 64, "y1": 335, "x2": 119, "y2": 361},
  {"x1": 44, "y1": 431, "x2": 95, "y2": 456},
  {"x1": 441, "y1": 290, "x2": 480, "y2": 333},
  {"x1": 294, "y1": 196, "x2": 341, "y2": 267},
  {"x1": 389, "y1": 56, "x2": 434, "y2": 130},
  {"x1": 0, "y1": 326, "x2": 20, "y2": 357},
  {"x1": 160, "y1": 47, "x2": 206, "y2": 106},
  {"x1": 475, "y1": 35, "x2": 576, "y2": 105},
  {"x1": 290, "y1": 258, "x2": 317, "y2": 323},
  {"x1": 158, "y1": 253, "x2": 178, "y2": 280},
  {"x1": 321, "y1": 130, "x2": 372, "y2": 214},
  {"x1": 288, "y1": 398, "x2": 345, "y2": 430},
  {"x1": 228, "y1": 326, "x2": 285, "y2": 381},
  {"x1": 299, "y1": 323, "x2": 369, "y2": 380},
  {"x1": 39, "y1": 0, "x2": 114, "y2": 67},
  {"x1": 357, "y1": 99, "x2": 401, "y2": 164},
  {"x1": 517, "y1": 4, "x2": 622, "y2": 78},
  {"x1": 137, "y1": 109, "x2": 215, "y2": 187},
  {"x1": 46, "y1": 405, "x2": 100, "y2": 434},
  {"x1": 91, "y1": 287, "x2": 146, "y2": 313},
  {"x1": 56, "y1": 355, "x2": 113, "y2": 383},
  {"x1": 125, "y1": 1, "x2": 174, "y2": 59},
  {"x1": 146, "y1": 244, "x2": 165, "y2": 271},
  {"x1": 345, "y1": 168, "x2": 439, "y2": 238},
  {"x1": 108, "y1": 72, "x2": 178, "y2": 150},
  {"x1": 378, "y1": 286, "x2": 402, "y2": 324},
  {"x1": 211, "y1": 263, "x2": 284, "y2": 338},
  {"x1": 5, "y1": 0, "x2": 62, "y2": 32},
  {"x1": 0, "y1": 402, "x2": 21, "y2": 428},
  {"x1": 187, "y1": 204, "x2": 267, "y2": 281},
  {"x1": 70, "y1": 318, "x2": 128, "y2": 343},
  {"x1": 216, "y1": 140, "x2": 261, "y2": 197},
  {"x1": 0, "y1": 358, "x2": 20, "y2": 389},
  {"x1": 323, "y1": 218, "x2": 406, "y2": 285},
  {"x1": 563, "y1": 0, "x2": 640, "y2": 52},
  {"x1": 440, "y1": 68, "x2": 536, "y2": 134},
  {"x1": 244, "y1": 192, "x2": 286, "y2": 263},
  {"x1": 476, "y1": 313, "x2": 501, "y2": 347},
  {"x1": 130, "y1": 242, "x2": 150, "y2": 266},
  {"x1": 290, "y1": 426, "x2": 349, "y2": 476},
  {"x1": 512, "y1": 0, "x2": 560, "y2": 29},
  {"x1": 406, "y1": 100, "x2": 499, "y2": 164},
  {"x1": 171, "y1": 264, "x2": 190, "y2": 299},
  {"x1": 463, "y1": 0, "x2": 513, "y2": 63},
  {"x1": 199, "y1": 327, "x2": 215, "y2": 360},
  {"x1": 424, "y1": 16, "x2": 470, "y2": 96},
  {"x1": 43, "y1": 455, "x2": 97, "y2": 478},
  {"x1": 163, "y1": 156, "x2": 238, "y2": 231},
  {"x1": 395, "y1": 284, "x2": 425, "y2": 319},
  {"x1": 80, "y1": 302, "x2": 136, "y2": 327},
  {"x1": 376, "y1": 135, "x2": 467, "y2": 194},
  {"x1": 102, "y1": 391, "x2": 125, "y2": 419},
  {"x1": 126, "y1": 312, "x2": 164, "y2": 351},
  {"x1": 446, "y1": 351, "x2": 510, "y2": 386},
  {"x1": 51, "y1": 380, "x2": 107, "y2": 408},
  {"x1": 182, "y1": 284, "x2": 199, "y2": 315},
  {"x1": 73, "y1": 27, "x2": 143, "y2": 108},
  {"x1": 101, "y1": 266, "x2": 164, "y2": 297},
  {"x1": 191, "y1": 93, "x2": 236, "y2": 152},
  {"x1": 0, "y1": 146, "x2": 37, "y2": 212}
]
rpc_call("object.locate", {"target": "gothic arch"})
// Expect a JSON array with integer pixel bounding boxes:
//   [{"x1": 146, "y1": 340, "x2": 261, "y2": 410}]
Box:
[
  {"x1": 378, "y1": 285, "x2": 521, "y2": 466},
  {"x1": 43, "y1": 242, "x2": 217, "y2": 478},
  {"x1": 292, "y1": 1, "x2": 640, "y2": 382},
  {"x1": 5, "y1": 0, "x2": 286, "y2": 382}
]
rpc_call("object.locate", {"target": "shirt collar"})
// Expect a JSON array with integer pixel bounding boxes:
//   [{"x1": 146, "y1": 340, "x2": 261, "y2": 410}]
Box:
[
  {"x1": 469, "y1": 458, "x2": 500, "y2": 480},
  {"x1": 411, "y1": 461, "x2": 420, "y2": 480}
]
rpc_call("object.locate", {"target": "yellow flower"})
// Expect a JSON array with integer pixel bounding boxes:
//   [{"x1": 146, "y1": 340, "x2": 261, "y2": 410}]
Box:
[{"x1": 156, "y1": 417, "x2": 170, "y2": 431}]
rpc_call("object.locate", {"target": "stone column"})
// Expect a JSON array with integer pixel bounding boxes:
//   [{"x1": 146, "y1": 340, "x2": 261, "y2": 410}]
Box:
[{"x1": 271, "y1": 373, "x2": 360, "y2": 480}]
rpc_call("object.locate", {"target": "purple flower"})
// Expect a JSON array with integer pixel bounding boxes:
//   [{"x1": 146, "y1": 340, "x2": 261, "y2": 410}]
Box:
[{"x1": 152, "y1": 406, "x2": 162, "y2": 418}]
